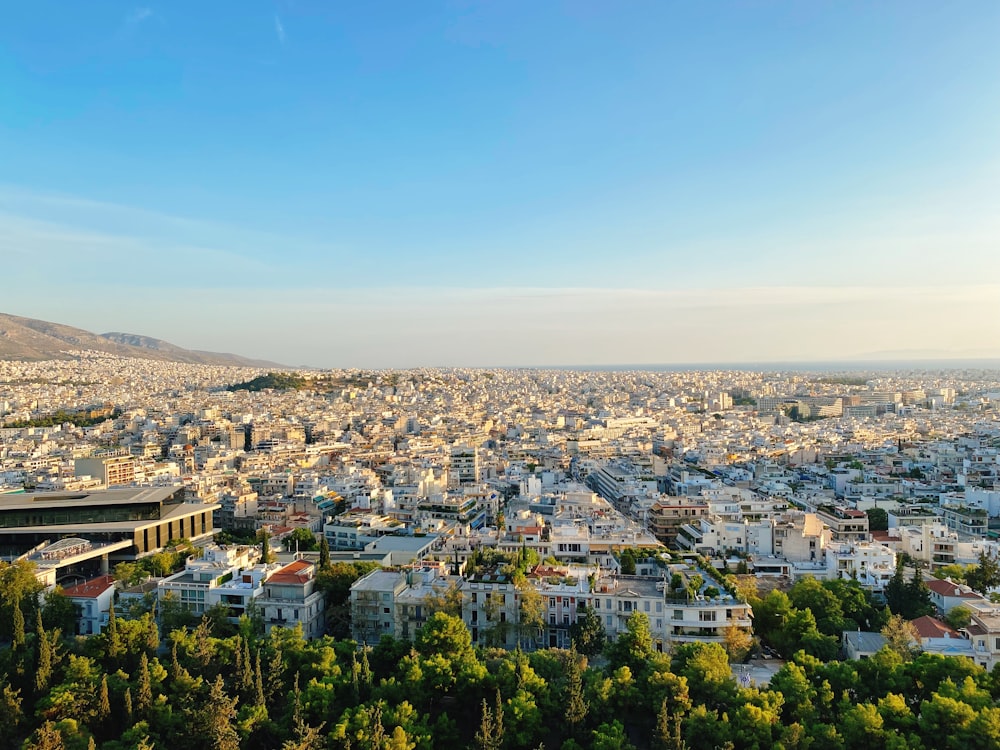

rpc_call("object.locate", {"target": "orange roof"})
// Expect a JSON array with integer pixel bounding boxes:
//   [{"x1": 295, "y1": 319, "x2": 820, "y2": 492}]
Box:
[
  {"x1": 62, "y1": 575, "x2": 116, "y2": 599},
  {"x1": 925, "y1": 579, "x2": 981, "y2": 598},
  {"x1": 910, "y1": 615, "x2": 960, "y2": 640},
  {"x1": 267, "y1": 560, "x2": 313, "y2": 585}
]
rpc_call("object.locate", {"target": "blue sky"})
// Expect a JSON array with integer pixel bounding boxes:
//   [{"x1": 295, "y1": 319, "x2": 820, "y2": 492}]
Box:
[{"x1": 2, "y1": 1, "x2": 999, "y2": 367}]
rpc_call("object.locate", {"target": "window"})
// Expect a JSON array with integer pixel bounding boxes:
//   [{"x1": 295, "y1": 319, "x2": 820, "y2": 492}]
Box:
[
  {"x1": 699, "y1": 611, "x2": 717, "y2": 622},
  {"x1": 550, "y1": 597, "x2": 556, "y2": 607},
  {"x1": 673, "y1": 610, "x2": 683, "y2": 620},
  {"x1": 643, "y1": 601, "x2": 650, "y2": 612},
  {"x1": 472, "y1": 593, "x2": 478, "y2": 603}
]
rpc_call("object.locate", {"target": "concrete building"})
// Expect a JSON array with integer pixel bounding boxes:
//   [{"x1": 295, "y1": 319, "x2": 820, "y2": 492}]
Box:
[
  {"x1": 75, "y1": 450, "x2": 136, "y2": 487},
  {"x1": 63, "y1": 574, "x2": 116, "y2": 635},
  {"x1": 257, "y1": 559, "x2": 325, "y2": 638},
  {"x1": 0, "y1": 487, "x2": 219, "y2": 564}
]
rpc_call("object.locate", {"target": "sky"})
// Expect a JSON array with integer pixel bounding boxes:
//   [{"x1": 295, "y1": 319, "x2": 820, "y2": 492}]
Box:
[{"x1": 2, "y1": 1, "x2": 999, "y2": 368}]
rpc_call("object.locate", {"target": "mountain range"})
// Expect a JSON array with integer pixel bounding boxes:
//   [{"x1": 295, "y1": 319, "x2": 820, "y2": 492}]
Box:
[{"x1": 0, "y1": 313, "x2": 282, "y2": 368}]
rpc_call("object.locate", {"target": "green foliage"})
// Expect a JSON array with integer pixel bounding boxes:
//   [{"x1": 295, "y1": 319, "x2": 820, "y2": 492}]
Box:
[
  {"x1": 866, "y1": 507, "x2": 889, "y2": 531},
  {"x1": 966, "y1": 552, "x2": 1000, "y2": 596},
  {"x1": 2, "y1": 561, "x2": 1000, "y2": 750},
  {"x1": 3, "y1": 406, "x2": 121, "y2": 429},
  {"x1": 226, "y1": 372, "x2": 308, "y2": 392},
  {"x1": 287, "y1": 528, "x2": 319, "y2": 552},
  {"x1": 569, "y1": 604, "x2": 606, "y2": 657}
]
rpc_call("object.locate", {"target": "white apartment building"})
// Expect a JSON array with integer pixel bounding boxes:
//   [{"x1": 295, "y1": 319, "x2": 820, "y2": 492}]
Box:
[
  {"x1": 157, "y1": 544, "x2": 269, "y2": 621},
  {"x1": 824, "y1": 541, "x2": 896, "y2": 593},
  {"x1": 257, "y1": 559, "x2": 326, "y2": 639}
]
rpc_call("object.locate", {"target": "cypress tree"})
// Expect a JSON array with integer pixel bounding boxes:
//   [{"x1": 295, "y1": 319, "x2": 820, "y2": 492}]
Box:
[
  {"x1": 318, "y1": 536, "x2": 331, "y2": 569},
  {"x1": 238, "y1": 636, "x2": 253, "y2": 697},
  {"x1": 12, "y1": 598, "x2": 25, "y2": 649},
  {"x1": 136, "y1": 652, "x2": 153, "y2": 716},
  {"x1": 97, "y1": 675, "x2": 111, "y2": 722},
  {"x1": 106, "y1": 603, "x2": 123, "y2": 661},
  {"x1": 254, "y1": 650, "x2": 266, "y2": 708},
  {"x1": 35, "y1": 612, "x2": 52, "y2": 695},
  {"x1": 124, "y1": 687, "x2": 134, "y2": 726}
]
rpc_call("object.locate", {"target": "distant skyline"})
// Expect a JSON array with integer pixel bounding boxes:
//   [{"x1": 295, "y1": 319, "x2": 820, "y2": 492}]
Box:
[{"x1": 3, "y1": 2, "x2": 999, "y2": 368}]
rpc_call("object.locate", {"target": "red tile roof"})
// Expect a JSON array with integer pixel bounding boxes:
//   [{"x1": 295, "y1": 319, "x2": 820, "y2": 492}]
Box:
[
  {"x1": 925, "y1": 579, "x2": 981, "y2": 598},
  {"x1": 267, "y1": 560, "x2": 313, "y2": 585},
  {"x1": 910, "y1": 615, "x2": 960, "y2": 640},
  {"x1": 61, "y1": 575, "x2": 115, "y2": 599}
]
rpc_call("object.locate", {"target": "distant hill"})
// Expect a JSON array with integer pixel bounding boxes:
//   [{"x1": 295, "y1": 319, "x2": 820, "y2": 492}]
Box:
[{"x1": 0, "y1": 313, "x2": 283, "y2": 367}]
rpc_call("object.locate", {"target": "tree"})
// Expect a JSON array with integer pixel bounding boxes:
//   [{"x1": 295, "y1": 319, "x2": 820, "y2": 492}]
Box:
[
  {"x1": 516, "y1": 581, "x2": 545, "y2": 650},
  {"x1": 944, "y1": 605, "x2": 972, "y2": 632},
  {"x1": 721, "y1": 624, "x2": 753, "y2": 663},
  {"x1": 473, "y1": 690, "x2": 504, "y2": 750},
  {"x1": 866, "y1": 508, "x2": 889, "y2": 532},
  {"x1": 287, "y1": 527, "x2": 318, "y2": 552},
  {"x1": 906, "y1": 567, "x2": 935, "y2": 620},
  {"x1": 564, "y1": 652, "x2": 589, "y2": 739},
  {"x1": 885, "y1": 561, "x2": 909, "y2": 616},
  {"x1": 881, "y1": 614, "x2": 920, "y2": 661},
  {"x1": 569, "y1": 604, "x2": 606, "y2": 657},
  {"x1": 24, "y1": 721, "x2": 65, "y2": 750},
  {"x1": 317, "y1": 536, "x2": 331, "y2": 569},
  {"x1": 40, "y1": 589, "x2": 77, "y2": 635},
  {"x1": 198, "y1": 675, "x2": 240, "y2": 750},
  {"x1": 966, "y1": 552, "x2": 1000, "y2": 595},
  {"x1": 607, "y1": 611, "x2": 653, "y2": 671},
  {"x1": 259, "y1": 530, "x2": 276, "y2": 564}
]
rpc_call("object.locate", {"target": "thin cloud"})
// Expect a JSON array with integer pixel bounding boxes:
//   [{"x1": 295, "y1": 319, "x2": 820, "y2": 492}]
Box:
[
  {"x1": 274, "y1": 15, "x2": 286, "y2": 44},
  {"x1": 127, "y1": 7, "x2": 153, "y2": 25}
]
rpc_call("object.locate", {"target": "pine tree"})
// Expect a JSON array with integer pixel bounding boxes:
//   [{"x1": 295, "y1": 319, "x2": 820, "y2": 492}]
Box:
[
  {"x1": 282, "y1": 672, "x2": 326, "y2": 750},
  {"x1": 201, "y1": 675, "x2": 240, "y2": 750},
  {"x1": 25, "y1": 721, "x2": 65, "y2": 750}
]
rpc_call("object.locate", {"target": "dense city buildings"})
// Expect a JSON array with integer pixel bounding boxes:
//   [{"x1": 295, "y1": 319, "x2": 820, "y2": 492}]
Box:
[{"x1": 3, "y1": 352, "x2": 1000, "y2": 660}]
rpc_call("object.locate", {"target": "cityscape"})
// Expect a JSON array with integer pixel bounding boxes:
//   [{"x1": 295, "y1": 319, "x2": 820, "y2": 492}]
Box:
[
  {"x1": 4, "y1": 1, "x2": 1000, "y2": 748},
  {"x1": 2, "y1": 343, "x2": 1000, "y2": 747}
]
